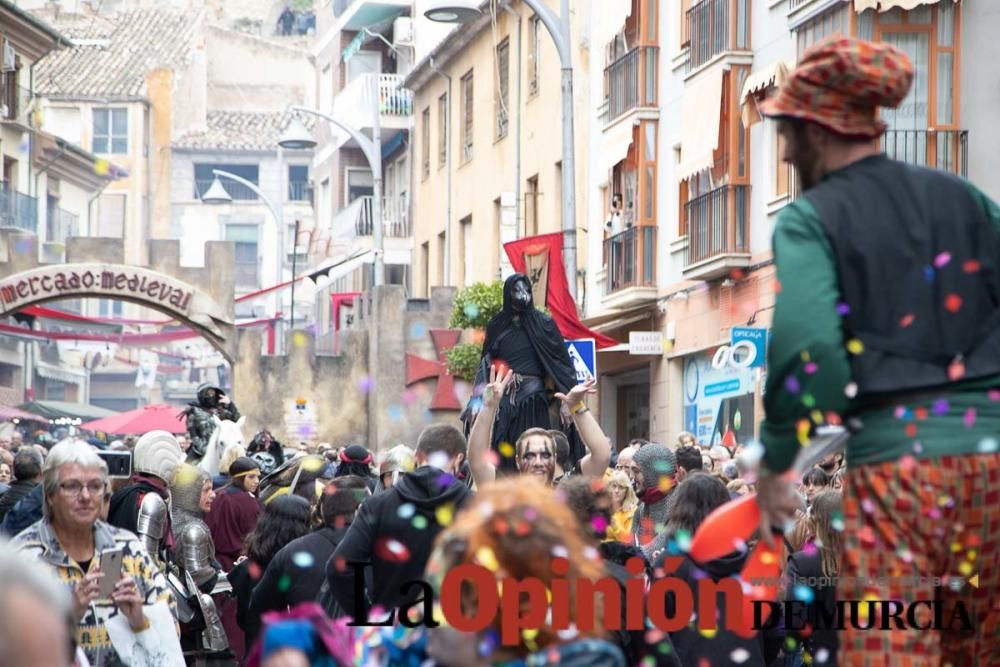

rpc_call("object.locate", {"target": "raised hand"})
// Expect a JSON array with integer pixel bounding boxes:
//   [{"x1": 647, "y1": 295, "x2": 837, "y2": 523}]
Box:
[
  {"x1": 554, "y1": 378, "x2": 598, "y2": 410},
  {"x1": 483, "y1": 365, "x2": 515, "y2": 411}
]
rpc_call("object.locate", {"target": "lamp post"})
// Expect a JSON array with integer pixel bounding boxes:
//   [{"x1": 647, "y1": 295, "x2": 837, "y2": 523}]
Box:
[
  {"x1": 279, "y1": 102, "x2": 385, "y2": 287},
  {"x1": 201, "y1": 169, "x2": 285, "y2": 346},
  {"x1": 425, "y1": 0, "x2": 579, "y2": 300}
]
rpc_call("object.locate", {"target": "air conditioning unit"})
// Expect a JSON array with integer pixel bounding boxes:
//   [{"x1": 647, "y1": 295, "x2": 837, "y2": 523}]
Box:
[
  {"x1": 2, "y1": 39, "x2": 15, "y2": 72},
  {"x1": 393, "y1": 17, "x2": 414, "y2": 48}
]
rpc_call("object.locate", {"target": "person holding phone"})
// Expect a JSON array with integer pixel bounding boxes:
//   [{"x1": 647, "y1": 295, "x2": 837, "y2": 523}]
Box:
[{"x1": 13, "y1": 439, "x2": 182, "y2": 666}]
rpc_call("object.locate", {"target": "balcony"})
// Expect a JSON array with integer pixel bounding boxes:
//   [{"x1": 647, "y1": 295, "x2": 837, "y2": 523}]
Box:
[
  {"x1": 0, "y1": 183, "x2": 38, "y2": 233},
  {"x1": 602, "y1": 47, "x2": 659, "y2": 126},
  {"x1": 687, "y1": 0, "x2": 751, "y2": 72},
  {"x1": 331, "y1": 74, "x2": 414, "y2": 150},
  {"x1": 354, "y1": 195, "x2": 409, "y2": 238},
  {"x1": 602, "y1": 225, "x2": 657, "y2": 310},
  {"x1": 882, "y1": 129, "x2": 967, "y2": 177},
  {"x1": 46, "y1": 207, "x2": 79, "y2": 245},
  {"x1": 331, "y1": 0, "x2": 408, "y2": 32},
  {"x1": 288, "y1": 181, "x2": 311, "y2": 202},
  {"x1": 194, "y1": 179, "x2": 259, "y2": 201},
  {"x1": 683, "y1": 185, "x2": 750, "y2": 281}
]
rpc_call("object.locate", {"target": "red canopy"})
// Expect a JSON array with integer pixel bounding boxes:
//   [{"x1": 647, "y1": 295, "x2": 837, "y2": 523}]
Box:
[
  {"x1": 0, "y1": 404, "x2": 47, "y2": 422},
  {"x1": 80, "y1": 403, "x2": 187, "y2": 435}
]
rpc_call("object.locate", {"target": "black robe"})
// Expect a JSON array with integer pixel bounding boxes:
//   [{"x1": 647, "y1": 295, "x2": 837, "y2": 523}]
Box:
[{"x1": 462, "y1": 273, "x2": 578, "y2": 474}]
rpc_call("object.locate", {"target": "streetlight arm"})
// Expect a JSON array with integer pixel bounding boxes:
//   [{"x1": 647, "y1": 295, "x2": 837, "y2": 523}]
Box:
[
  {"x1": 288, "y1": 106, "x2": 379, "y2": 173},
  {"x1": 212, "y1": 169, "x2": 282, "y2": 227},
  {"x1": 521, "y1": 0, "x2": 570, "y2": 66}
]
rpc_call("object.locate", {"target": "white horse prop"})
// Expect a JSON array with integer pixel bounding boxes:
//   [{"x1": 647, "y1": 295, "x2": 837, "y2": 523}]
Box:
[{"x1": 198, "y1": 415, "x2": 247, "y2": 477}]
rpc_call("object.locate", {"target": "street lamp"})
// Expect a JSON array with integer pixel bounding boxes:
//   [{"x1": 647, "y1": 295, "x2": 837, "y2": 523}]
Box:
[
  {"x1": 280, "y1": 102, "x2": 386, "y2": 287},
  {"x1": 426, "y1": 0, "x2": 579, "y2": 301},
  {"x1": 201, "y1": 169, "x2": 286, "y2": 345}
]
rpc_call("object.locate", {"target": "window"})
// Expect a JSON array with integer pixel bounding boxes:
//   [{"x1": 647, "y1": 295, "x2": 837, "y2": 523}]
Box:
[
  {"x1": 528, "y1": 16, "x2": 541, "y2": 96},
  {"x1": 461, "y1": 70, "x2": 474, "y2": 162},
  {"x1": 774, "y1": 125, "x2": 789, "y2": 198},
  {"x1": 436, "y1": 231, "x2": 446, "y2": 287},
  {"x1": 796, "y1": 3, "x2": 850, "y2": 57},
  {"x1": 288, "y1": 165, "x2": 309, "y2": 201},
  {"x1": 421, "y1": 106, "x2": 431, "y2": 179},
  {"x1": 193, "y1": 164, "x2": 259, "y2": 200},
  {"x1": 98, "y1": 299, "x2": 123, "y2": 318},
  {"x1": 438, "y1": 94, "x2": 448, "y2": 168},
  {"x1": 420, "y1": 241, "x2": 430, "y2": 296},
  {"x1": 92, "y1": 108, "x2": 128, "y2": 154},
  {"x1": 226, "y1": 224, "x2": 260, "y2": 288},
  {"x1": 495, "y1": 38, "x2": 510, "y2": 140},
  {"x1": 525, "y1": 175, "x2": 539, "y2": 238},
  {"x1": 460, "y1": 216, "x2": 473, "y2": 286},
  {"x1": 97, "y1": 194, "x2": 126, "y2": 237}
]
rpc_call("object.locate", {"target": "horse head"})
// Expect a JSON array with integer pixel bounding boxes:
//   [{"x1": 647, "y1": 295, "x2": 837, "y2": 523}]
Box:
[{"x1": 198, "y1": 415, "x2": 247, "y2": 477}]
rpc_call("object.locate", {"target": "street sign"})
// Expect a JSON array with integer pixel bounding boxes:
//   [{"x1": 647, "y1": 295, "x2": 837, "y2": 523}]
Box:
[
  {"x1": 730, "y1": 326, "x2": 768, "y2": 368},
  {"x1": 565, "y1": 339, "x2": 596, "y2": 383},
  {"x1": 629, "y1": 331, "x2": 664, "y2": 355}
]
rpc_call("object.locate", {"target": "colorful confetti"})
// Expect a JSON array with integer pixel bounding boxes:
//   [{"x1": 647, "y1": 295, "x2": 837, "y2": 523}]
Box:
[
  {"x1": 899, "y1": 313, "x2": 915, "y2": 328},
  {"x1": 944, "y1": 294, "x2": 963, "y2": 313},
  {"x1": 934, "y1": 252, "x2": 952, "y2": 268},
  {"x1": 846, "y1": 339, "x2": 864, "y2": 355},
  {"x1": 963, "y1": 259, "x2": 981, "y2": 273}
]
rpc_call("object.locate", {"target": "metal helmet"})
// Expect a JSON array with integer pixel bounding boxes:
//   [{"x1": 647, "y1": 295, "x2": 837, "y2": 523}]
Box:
[
  {"x1": 379, "y1": 444, "x2": 416, "y2": 478},
  {"x1": 134, "y1": 430, "x2": 183, "y2": 482}
]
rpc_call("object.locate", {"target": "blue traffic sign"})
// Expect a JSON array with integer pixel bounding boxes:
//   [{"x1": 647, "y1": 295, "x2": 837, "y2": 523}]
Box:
[
  {"x1": 565, "y1": 339, "x2": 597, "y2": 383},
  {"x1": 730, "y1": 327, "x2": 768, "y2": 369}
]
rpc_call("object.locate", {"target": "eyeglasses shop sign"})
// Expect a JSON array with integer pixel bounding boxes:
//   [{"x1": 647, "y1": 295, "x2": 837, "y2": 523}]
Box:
[{"x1": 629, "y1": 331, "x2": 664, "y2": 355}]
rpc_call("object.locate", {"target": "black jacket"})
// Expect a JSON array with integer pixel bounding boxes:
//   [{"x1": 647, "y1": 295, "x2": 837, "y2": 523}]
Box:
[
  {"x1": 250, "y1": 526, "x2": 348, "y2": 618},
  {"x1": 0, "y1": 479, "x2": 38, "y2": 523},
  {"x1": 786, "y1": 550, "x2": 838, "y2": 663},
  {"x1": 327, "y1": 466, "x2": 473, "y2": 617},
  {"x1": 0, "y1": 483, "x2": 42, "y2": 536},
  {"x1": 657, "y1": 547, "x2": 767, "y2": 667}
]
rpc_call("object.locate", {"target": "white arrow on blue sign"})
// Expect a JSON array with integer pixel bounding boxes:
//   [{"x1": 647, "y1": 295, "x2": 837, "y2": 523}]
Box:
[{"x1": 565, "y1": 339, "x2": 597, "y2": 383}]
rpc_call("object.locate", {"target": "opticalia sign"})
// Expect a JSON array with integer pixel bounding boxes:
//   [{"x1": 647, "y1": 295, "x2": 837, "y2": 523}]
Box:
[{"x1": 0, "y1": 264, "x2": 195, "y2": 314}]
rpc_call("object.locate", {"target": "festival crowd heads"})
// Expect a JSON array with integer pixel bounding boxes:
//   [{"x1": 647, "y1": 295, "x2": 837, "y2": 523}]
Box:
[{"x1": 2, "y1": 36, "x2": 1000, "y2": 667}]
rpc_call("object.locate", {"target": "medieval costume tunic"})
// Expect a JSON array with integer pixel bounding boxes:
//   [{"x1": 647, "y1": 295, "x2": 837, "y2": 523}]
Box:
[
  {"x1": 205, "y1": 459, "x2": 262, "y2": 571},
  {"x1": 464, "y1": 273, "x2": 577, "y2": 475},
  {"x1": 757, "y1": 38, "x2": 1000, "y2": 665}
]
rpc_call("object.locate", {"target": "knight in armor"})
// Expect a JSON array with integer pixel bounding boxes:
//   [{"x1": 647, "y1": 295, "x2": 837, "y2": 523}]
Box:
[
  {"x1": 460, "y1": 273, "x2": 578, "y2": 475},
  {"x1": 169, "y1": 464, "x2": 231, "y2": 661},
  {"x1": 183, "y1": 383, "x2": 241, "y2": 461},
  {"x1": 107, "y1": 430, "x2": 183, "y2": 570}
]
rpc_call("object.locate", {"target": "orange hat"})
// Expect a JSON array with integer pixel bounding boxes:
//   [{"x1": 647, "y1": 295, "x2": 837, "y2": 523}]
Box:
[{"x1": 759, "y1": 37, "x2": 914, "y2": 139}]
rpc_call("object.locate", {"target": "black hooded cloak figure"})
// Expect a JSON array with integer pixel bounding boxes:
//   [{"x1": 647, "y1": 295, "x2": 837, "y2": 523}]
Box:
[{"x1": 461, "y1": 273, "x2": 577, "y2": 474}]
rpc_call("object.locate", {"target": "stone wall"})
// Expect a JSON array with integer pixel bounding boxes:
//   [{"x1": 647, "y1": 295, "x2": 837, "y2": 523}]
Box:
[{"x1": 233, "y1": 284, "x2": 464, "y2": 453}]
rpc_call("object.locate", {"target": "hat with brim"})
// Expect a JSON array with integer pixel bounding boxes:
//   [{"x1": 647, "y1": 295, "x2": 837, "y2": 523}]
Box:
[{"x1": 759, "y1": 37, "x2": 914, "y2": 139}]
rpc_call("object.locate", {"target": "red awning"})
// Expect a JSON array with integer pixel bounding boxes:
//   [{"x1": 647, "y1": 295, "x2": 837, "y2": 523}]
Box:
[{"x1": 80, "y1": 403, "x2": 187, "y2": 435}]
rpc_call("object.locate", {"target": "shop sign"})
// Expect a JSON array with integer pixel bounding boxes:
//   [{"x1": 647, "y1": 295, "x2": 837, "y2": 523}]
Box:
[{"x1": 629, "y1": 331, "x2": 663, "y2": 355}]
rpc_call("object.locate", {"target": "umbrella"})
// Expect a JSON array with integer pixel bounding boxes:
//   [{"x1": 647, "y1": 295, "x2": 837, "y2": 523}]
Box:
[{"x1": 80, "y1": 403, "x2": 187, "y2": 436}]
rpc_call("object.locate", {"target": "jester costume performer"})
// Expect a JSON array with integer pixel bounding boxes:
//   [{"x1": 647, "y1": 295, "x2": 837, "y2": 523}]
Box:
[{"x1": 461, "y1": 273, "x2": 578, "y2": 474}]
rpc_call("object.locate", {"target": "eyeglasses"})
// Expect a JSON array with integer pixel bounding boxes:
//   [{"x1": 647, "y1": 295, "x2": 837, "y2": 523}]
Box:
[{"x1": 58, "y1": 481, "x2": 106, "y2": 497}]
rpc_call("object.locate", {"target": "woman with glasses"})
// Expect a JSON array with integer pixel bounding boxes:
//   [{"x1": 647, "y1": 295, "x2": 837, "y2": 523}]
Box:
[{"x1": 13, "y1": 439, "x2": 181, "y2": 666}]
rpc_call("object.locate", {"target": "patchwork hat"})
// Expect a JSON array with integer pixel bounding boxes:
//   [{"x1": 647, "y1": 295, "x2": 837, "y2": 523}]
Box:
[{"x1": 759, "y1": 37, "x2": 914, "y2": 139}]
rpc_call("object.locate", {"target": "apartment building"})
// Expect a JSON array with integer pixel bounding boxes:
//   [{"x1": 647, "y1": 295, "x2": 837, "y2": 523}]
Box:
[
  {"x1": 586, "y1": 0, "x2": 1000, "y2": 448},
  {"x1": 406, "y1": 0, "x2": 591, "y2": 297}
]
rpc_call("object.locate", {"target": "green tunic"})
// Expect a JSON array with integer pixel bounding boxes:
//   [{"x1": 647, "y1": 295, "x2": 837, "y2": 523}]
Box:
[{"x1": 761, "y1": 179, "x2": 1000, "y2": 473}]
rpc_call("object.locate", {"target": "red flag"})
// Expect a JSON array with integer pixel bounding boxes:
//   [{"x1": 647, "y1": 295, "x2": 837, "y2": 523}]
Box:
[{"x1": 504, "y1": 233, "x2": 620, "y2": 349}]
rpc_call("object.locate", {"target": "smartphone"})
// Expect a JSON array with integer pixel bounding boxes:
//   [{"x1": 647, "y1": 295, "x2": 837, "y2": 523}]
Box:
[
  {"x1": 97, "y1": 547, "x2": 125, "y2": 599},
  {"x1": 97, "y1": 451, "x2": 132, "y2": 479}
]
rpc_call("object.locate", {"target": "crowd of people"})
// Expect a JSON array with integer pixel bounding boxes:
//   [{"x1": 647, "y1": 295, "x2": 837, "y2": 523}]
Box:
[
  {"x1": 2, "y1": 35, "x2": 1000, "y2": 667},
  {"x1": 0, "y1": 378, "x2": 853, "y2": 667}
]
